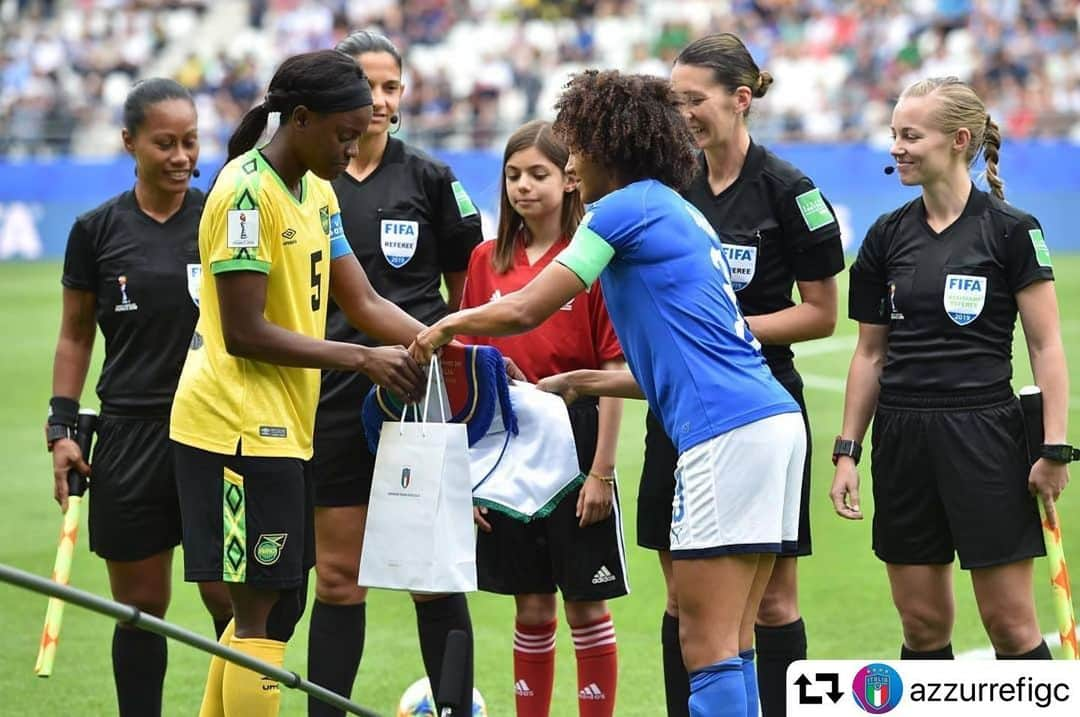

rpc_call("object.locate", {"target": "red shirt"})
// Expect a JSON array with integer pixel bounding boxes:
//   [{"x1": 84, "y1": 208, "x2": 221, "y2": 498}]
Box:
[{"x1": 457, "y1": 236, "x2": 623, "y2": 383}]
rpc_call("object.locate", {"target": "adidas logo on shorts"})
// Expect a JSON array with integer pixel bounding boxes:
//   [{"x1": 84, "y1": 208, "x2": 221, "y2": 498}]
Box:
[
  {"x1": 591, "y1": 565, "x2": 616, "y2": 585},
  {"x1": 515, "y1": 679, "x2": 533, "y2": 697},
  {"x1": 579, "y1": 683, "x2": 606, "y2": 700}
]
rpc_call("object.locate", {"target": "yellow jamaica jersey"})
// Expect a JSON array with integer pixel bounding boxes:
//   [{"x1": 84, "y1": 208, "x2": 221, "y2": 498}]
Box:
[{"x1": 171, "y1": 149, "x2": 351, "y2": 459}]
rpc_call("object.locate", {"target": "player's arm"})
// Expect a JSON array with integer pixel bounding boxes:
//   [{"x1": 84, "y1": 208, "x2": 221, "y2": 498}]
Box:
[
  {"x1": 829, "y1": 322, "x2": 888, "y2": 521},
  {"x1": 49, "y1": 288, "x2": 95, "y2": 510},
  {"x1": 328, "y1": 252, "x2": 426, "y2": 346},
  {"x1": 577, "y1": 358, "x2": 626, "y2": 527},
  {"x1": 745, "y1": 276, "x2": 838, "y2": 344},
  {"x1": 536, "y1": 366, "x2": 646, "y2": 402},
  {"x1": 412, "y1": 218, "x2": 614, "y2": 363},
  {"x1": 216, "y1": 270, "x2": 423, "y2": 400},
  {"x1": 1017, "y1": 280, "x2": 1069, "y2": 523},
  {"x1": 411, "y1": 262, "x2": 586, "y2": 363}
]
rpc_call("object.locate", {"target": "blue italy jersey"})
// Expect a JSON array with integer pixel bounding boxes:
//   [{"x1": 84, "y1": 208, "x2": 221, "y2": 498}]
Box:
[{"x1": 558, "y1": 179, "x2": 799, "y2": 454}]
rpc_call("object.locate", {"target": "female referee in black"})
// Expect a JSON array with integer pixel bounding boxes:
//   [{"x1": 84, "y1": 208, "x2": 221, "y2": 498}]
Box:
[
  {"x1": 639, "y1": 34, "x2": 844, "y2": 717},
  {"x1": 831, "y1": 76, "x2": 1070, "y2": 661},
  {"x1": 48, "y1": 78, "x2": 232, "y2": 716},
  {"x1": 306, "y1": 31, "x2": 483, "y2": 717}
]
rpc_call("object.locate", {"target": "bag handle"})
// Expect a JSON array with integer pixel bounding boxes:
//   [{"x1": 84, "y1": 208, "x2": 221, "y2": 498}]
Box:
[{"x1": 419, "y1": 354, "x2": 450, "y2": 425}]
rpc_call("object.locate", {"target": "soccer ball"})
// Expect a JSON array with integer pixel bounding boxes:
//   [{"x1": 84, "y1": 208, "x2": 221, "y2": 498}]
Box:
[{"x1": 396, "y1": 676, "x2": 487, "y2": 717}]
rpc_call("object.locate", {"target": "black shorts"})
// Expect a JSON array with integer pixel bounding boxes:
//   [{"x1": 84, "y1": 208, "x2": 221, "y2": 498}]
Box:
[
  {"x1": 637, "y1": 369, "x2": 813, "y2": 555},
  {"x1": 88, "y1": 416, "x2": 182, "y2": 562},
  {"x1": 310, "y1": 427, "x2": 376, "y2": 507},
  {"x1": 477, "y1": 399, "x2": 629, "y2": 602},
  {"x1": 870, "y1": 386, "x2": 1044, "y2": 570},
  {"x1": 173, "y1": 441, "x2": 315, "y2": 588}
]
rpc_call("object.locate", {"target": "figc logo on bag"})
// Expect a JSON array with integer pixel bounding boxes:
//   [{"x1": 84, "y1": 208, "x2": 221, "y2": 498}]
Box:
[
  {"x1": 400, "y1": 467, "x2": 412, "y2": 489},
  {"x1": 852, "y1": 663, "x2": 903, "y2": 713}
]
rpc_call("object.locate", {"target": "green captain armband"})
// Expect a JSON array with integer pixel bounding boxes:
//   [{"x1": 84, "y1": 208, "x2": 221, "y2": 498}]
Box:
[{"x1": 556, "y1": 224, "x2": 615, "y2": 287}]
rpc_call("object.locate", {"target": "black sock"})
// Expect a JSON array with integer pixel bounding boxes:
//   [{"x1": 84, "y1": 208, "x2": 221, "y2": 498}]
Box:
[
  {"x1": 900, "y1": 643, "x2": 954, "y2": 659},
  {"x1": 307, "y1": 601, "x2": 367, "y2": 717},
  {"x1": 661, "y1": 612, "x2": 689, "y2": 717},
  {"x1": 755, "y1": 618, "x2": 807, "y2": 717},
  {"x1": 112, "y1": 625, "x2": 166, "y2": 717},
  {"x1": 415, "y1": 594, "x2": 473, "y2": 716},
  {"x1": 997, "y1": 640, "x2": 1052, "y2": 660},
  {"x1": 213, "y1": 616, "x2": 231, "y2": 640}
]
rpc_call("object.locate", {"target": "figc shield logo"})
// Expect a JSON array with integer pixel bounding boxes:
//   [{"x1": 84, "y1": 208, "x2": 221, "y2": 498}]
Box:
[{"x1": 852, "y1": 663, "x2": 903, "y2": 713}]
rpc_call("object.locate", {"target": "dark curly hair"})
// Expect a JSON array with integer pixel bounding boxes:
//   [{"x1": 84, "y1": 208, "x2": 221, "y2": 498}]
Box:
[{"x1": 552, "y1": 70, "x2": 697, "y2": 192}]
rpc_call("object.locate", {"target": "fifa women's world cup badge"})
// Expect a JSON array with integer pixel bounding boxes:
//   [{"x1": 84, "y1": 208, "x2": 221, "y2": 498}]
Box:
[
  {"x1": 114, "y1": 275, "x2": 138, "y2": 312},
  {"x1": 852, "y1": 663, "x2": 903, "y2": 714}
]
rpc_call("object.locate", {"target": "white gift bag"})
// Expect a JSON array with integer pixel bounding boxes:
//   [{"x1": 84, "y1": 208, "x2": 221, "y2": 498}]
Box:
[{"x1": 358, "y1": 356, "x2": 476, "y2": 593}]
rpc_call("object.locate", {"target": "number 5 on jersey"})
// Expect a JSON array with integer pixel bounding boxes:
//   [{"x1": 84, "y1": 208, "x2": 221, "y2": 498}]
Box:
[{"x1": 310, "y1": 250, "x2": 323, "y2": 312}]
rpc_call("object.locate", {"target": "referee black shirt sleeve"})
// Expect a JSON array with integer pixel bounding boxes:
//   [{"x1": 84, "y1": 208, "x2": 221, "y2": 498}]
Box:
[
  {"x1": 62, "y1": 218, "x2": 98, "y2": 291},
  {"x1": 848, "y1": 214, "x2": 891, "y2": 325}
]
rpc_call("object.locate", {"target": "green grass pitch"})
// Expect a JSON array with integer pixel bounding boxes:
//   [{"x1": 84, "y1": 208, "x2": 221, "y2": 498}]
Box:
[{"x1": 0, "y1": 260, "x2": 1077, "y2": 715}]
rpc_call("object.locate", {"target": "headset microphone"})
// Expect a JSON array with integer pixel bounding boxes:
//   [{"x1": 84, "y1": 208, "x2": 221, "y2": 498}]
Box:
[
  {"x1": 883, "y1": 165, "x2": 895, "y2": 175},
  {"x1": 192, "y1": 167, "x2": 201, "y2": 178}
]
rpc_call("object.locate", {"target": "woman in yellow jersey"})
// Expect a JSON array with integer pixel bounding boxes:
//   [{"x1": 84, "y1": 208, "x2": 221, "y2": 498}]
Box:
[{"x1": 169, "y1": 50, "x2": 426, "y2": 717}]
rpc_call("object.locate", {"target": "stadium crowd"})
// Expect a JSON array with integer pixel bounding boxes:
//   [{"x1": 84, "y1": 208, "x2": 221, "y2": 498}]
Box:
[{"x1": 2, "y1": 0, "x2": 1080, "y2": 156}]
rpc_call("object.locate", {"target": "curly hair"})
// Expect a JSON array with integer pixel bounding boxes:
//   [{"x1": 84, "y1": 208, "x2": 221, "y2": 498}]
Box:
[{"x1": 552, "y1": 70, "x2": 697, "y2": 192}]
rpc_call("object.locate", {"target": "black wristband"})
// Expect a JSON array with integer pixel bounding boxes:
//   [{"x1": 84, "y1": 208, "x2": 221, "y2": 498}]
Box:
[{"x1": 48, "y1": 396, "x2": 80, "y2": 428}]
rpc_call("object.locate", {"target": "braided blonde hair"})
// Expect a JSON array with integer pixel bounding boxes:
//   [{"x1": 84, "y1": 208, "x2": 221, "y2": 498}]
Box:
[{"x1": 900, "y1": 77, "x2": 1004, "y2": 199}]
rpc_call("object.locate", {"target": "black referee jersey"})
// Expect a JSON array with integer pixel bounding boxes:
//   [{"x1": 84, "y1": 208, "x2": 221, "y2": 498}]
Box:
[
  {"x1": 849, "y1": 185, "x2": 1055, "y2": 393},
  {"x1": 316, "y1": 137, "x2": 483, "y2": 430},
  {"x1": 61, "y1": 189, "x2": 204, "y2": 416},
  {"x1": 682, "y1": 141, "x2": 845, "y2": 373}
]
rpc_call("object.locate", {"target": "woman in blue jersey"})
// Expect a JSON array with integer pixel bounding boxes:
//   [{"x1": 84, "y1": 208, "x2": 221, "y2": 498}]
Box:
[{"x1": 411, "y1": 70, "x2": 804, "y2": 717}]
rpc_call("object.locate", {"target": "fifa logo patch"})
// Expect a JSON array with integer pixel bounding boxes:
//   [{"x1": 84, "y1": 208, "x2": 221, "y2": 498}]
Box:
[
  {"x1": 114, "y1": 275, "x2": 138, "y2": 312},
  {"x1": 186, "y1": 264, "x2": 201, "y2": 307},
  {"x1": 721, "y1": 243, "x2": 757, "y2": 291},
  {"x1": 254, "y1": 533, "x2": 287, "y2": 566},
  {"x1": 380, "y1": 219, "x2": 419, "y2": 268},
  {"x1": 943, "y1": 274, "x2": 986, "y2": 326},
  {"x1": 227, "y1": 209, "x2": 259, "y2": 249}
]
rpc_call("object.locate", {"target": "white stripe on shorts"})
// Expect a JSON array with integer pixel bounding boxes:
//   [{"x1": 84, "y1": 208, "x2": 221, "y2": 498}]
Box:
[{"x1": 669, "y1": 411, "x2": 806, "y2": 557}]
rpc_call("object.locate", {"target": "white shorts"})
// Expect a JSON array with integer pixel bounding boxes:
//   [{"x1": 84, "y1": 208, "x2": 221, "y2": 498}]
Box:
[{"x1": 669, "y1": 411, "x2": 806, "y2": 558}]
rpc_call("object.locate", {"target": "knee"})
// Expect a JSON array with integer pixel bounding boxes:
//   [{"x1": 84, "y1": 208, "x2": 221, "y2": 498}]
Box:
[
  {"x1": 981, "y1": 606, "x2": 1041, "y2": 655},
  {"x1": 315, "y1": 554, "x2": 367, "y2": 605},
  {"x1": 198, "y1": 582, "x2": 234, "y2": 621},
  {"x1": 896, "y1": 601, "x2": 953, "y2": 650},
  {"x1": 112, "y1": 585, "x2": 170, "y2": 619},
  {"x1": 756, "y1": 586, "x2": 798, "y2": 627},
  {"x1": 565, "y1": 600, "x2": 609, "y2": 628},
  {"x1": 516, "y1": 594, "x2": 558, "y2": 625}
]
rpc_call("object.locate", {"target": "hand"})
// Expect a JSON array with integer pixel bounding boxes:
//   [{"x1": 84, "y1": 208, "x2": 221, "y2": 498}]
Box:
[
  {"x1": 52, "y1": 437, "x2": 90, "y2": 514},
  {"x1": 1029, "y1": 458, "x2": 1069, "y2": 529},
  {"x1": 577, "y1": 474, "x2": 614, "y2": 527},
  {"x1": 410, "y1": 321, "x2": 454, "y2": 365},
  {"x1": 473, "y1": 505, "x2": 492, "y2": 533},
  {"x1": 357, "y1": 345, "x2": 424, "y2": 402},
  {"x1": 503, "y1": 356, "x2": 526, "y2": 382},
  {"x1": 536, "y1": 372, "x2": 580, "y2": 406},
  {"x1": 829, "y1": 458, "x2": 863, "y2": 520}
]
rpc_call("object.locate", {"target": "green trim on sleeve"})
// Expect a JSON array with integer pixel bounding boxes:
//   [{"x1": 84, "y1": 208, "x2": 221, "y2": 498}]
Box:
[
  {"x1": 211, "y1": 258, "x2": 271, "y2": 275},
  {"x1": 556, "y1": 225, "x2": 615, "y2": 287}
]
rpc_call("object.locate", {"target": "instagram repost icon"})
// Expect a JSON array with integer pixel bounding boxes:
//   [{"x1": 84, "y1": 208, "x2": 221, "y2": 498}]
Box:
[{"x1": 852, "y1": 663, "x2": 903, "y2": 714}]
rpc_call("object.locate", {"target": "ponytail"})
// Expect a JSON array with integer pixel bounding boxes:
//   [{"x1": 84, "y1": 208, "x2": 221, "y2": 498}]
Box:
[
  {"x1": 227, "y1": 102, "x2": 272, "y2": 161},
  {"x1": 982, "y1": 116, "x2": 1004, "y2": 200}
]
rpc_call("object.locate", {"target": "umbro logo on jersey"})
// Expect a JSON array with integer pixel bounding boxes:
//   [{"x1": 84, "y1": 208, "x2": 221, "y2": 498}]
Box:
[
  {"x1": 579, "y1": 683, "x2": 606, "y2": 700},
  {"x1": 514, "y1": 679, "x2": 534, "y2": 697},
  {"x1": 281, "y1": 228, "x2": 297, "y2": 245},
  {"x1": 591, "y1": 565, "x2": 616, "y2": 584}
]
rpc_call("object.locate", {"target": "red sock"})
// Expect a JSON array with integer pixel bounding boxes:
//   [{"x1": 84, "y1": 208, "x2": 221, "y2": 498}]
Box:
[
  {"x1": 572, "y1": 613, "x2": 617, "y2": 717},
  {"x1": 513, "y1": 619, "x2": 556, "y2": 717}
]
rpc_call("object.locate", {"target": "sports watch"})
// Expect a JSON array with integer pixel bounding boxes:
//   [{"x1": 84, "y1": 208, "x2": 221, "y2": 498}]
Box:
[
  {"x1": 46, "y1": 423, "x2": 74, "y2": 450},
  {"x1": 832, "y1": 436, "x2": 862, "y2": 466},
  {"x1": 1040, "y1": 444, "x2": 1080, "y2": 464}
]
